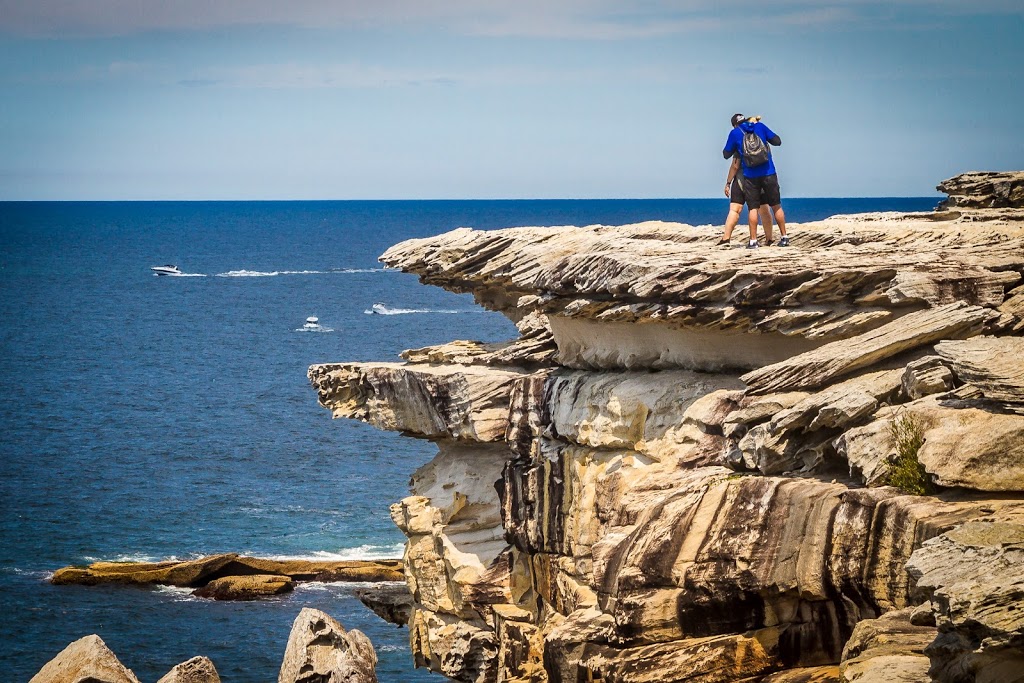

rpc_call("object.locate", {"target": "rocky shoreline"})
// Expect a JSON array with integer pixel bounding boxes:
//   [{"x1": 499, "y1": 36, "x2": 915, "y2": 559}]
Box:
[
  {"x1": 307, "y1": 171, "x2": 1024, "y2": 683},
  {"x1": 32, "y1": 172, "x2": 1024, "y2": 683}
]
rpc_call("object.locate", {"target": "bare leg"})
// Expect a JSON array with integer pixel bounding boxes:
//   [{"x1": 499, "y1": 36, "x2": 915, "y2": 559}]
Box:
[
  {"x1": 759, "y1": 204, "x2": 773, "y2": 241},
  {"x1": 747, "y1": 209, "x2": 759, "y2": 242},
  {"x1": 773, "y1": 205, "x2": 787, "y2": 235},
  {"x1": 722, "y1": 202, "x2": 743, "y2": 241}
]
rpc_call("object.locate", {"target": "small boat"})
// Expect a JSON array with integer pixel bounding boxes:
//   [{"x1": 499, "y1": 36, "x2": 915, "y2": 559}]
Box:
[
  {"x1": 151, "y1": 265, "x2": 181, "y2": 276},
  {"x1": 370, "y1": 303, "x2": 387, "y2": 315},
  {"x1": 303, "y1": 316, "x2": 322, "y2": 330}
]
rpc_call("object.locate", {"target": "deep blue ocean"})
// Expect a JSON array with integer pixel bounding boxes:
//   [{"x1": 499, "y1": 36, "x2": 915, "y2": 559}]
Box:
[{"x1": 0, "y1": 198, "x2": 935, "y2": 682}]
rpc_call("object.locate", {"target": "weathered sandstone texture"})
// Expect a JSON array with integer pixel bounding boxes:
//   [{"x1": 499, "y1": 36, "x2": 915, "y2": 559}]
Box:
[
  {"x1": 29, "y1": 634, "x2": 141, "y2": 683},
  {"x1": 355, "y1": 583, "x2": 415, "y2": 626},
  {"x1": 192, "y1": 573, "x2": 294, "y2": 600},
  {"x1": 279, "y1": 608, "x2": 378, "y2": 683},
  {"x1": 155, "y1": 656, "x2": 220, "y2": 683},
  {"x1": 311, "y1": 173, "x2": 1024, "y2": 682},
  {"x1": 936, "y1": 171, "x2": 1024, "y2": 210},
  {"x1": 30, "y1": 609, "x2": 371, "y2": 683}
]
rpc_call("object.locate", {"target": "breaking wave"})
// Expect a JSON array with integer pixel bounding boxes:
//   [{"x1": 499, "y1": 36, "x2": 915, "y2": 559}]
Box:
[{"x1": 264, "y1": 544, "x2": 405, "y2": 562}]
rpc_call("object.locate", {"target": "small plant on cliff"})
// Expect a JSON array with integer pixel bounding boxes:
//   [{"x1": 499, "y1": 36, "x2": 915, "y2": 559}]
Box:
[{"x1": 885, "y1": 410, "x2": 934, "y2": 495}]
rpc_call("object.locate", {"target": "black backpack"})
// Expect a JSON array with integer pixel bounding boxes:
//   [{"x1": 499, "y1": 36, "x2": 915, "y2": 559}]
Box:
[{"x1": 742, "y1": 130, "x2": 770, "y2": 167}]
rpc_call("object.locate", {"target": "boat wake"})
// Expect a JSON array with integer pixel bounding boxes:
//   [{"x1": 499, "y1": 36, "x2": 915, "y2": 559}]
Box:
[
  {"x1": 365, "y1": 303, "x2": 478, "y2": 315},
  {"x1": 216, "y1": 268, "x2": 392, "y2": 277}
]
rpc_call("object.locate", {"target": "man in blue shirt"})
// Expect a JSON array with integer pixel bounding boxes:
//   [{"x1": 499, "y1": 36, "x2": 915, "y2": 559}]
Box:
[{"x1": 723, "y1": 113, "x2": 790, "y2": 248}]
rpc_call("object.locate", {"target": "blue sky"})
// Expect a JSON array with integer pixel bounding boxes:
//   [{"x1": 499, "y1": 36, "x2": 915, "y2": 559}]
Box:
[{"x1": 1, "y1": 1, "x2": 1022, "y2": 200}]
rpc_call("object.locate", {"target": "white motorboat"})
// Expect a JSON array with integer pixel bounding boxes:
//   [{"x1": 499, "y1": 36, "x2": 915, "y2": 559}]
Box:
[
  {"x1": 303, "y1": 316, "x2": 322, "y2": 330},
  {"x1": 151, "y1": 265, "x2": 181, "y2": 276}
]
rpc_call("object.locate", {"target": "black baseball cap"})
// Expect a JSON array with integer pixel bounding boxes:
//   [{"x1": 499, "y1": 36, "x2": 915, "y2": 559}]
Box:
[{"x1": 731, "y1": 113, "x2": 745, "y2": 127}]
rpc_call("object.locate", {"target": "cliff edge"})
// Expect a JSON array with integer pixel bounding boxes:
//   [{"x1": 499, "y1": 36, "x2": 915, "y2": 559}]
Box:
[{"x1": 310, "y1": 172, "x2": 1024, "y2": 683}]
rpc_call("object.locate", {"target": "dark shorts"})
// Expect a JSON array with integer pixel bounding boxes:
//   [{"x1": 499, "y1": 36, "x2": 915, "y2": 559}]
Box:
[
  {"x1": 744, "y1": 173, "x2": 781, "y2": 211},
  {"x1": 729, "y1": 177, "x2": 747, "y2": 206}
]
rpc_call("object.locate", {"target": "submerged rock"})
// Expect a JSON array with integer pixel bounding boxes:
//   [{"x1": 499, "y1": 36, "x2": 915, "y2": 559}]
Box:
[{"x1": 278, "y1": 608, "x2": 377, "y2": 683}]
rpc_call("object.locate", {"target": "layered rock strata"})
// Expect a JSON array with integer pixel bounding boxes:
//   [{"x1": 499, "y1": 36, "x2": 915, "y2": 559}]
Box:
[{"x1": 311, "y1": 174, "x2": 1024, "y2": 682}]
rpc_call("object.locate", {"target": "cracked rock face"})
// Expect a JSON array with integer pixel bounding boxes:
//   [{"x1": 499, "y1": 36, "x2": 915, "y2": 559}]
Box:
[
  {"x1": 906, "y1": 520, "x2": 1024, "y2": 683},
  {"x1": 156, "y1": 656, "x2": 221, "y2": 683},
  {"x1": 310, "y1": 180, "x2": 1024, "y2": 683},
  {"x1": 278, "y1": 608, "x2": 377, "y2": 683}
]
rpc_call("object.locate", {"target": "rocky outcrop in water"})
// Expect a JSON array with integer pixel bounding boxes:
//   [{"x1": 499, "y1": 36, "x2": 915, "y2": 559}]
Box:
[
  {"x1": 279, "y1": 608, "x2": 378, "y2": 683},
  {"x1": 310, "y1": 172, "x2": 1024, "y2": 682},
  {"x1": 51, "y1": 555, "x2": 403, "y2": 600},
  {"x1": 30, "y1": 610, "x2": 375, "y2": 683},
  {"x1": 29, "y1": 635, "x2": 142, "y2": 683},
  {"x1": 155, "y1": 657, "x2": 220, "y2": 683},
  {"x1": 936, "y1": 171, "x2": 1024, "y2": 210}
]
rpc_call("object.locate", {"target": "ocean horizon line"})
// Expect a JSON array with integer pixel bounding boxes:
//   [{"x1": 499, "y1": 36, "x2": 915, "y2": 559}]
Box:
[{"x1": 0, "y1": 195, "x2": 941, "y2": 204}]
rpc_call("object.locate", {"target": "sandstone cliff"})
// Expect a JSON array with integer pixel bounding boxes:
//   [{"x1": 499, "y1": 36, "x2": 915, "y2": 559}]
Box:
[{"x1": 311, "y1": 173, "x2": 1024, "y2": 683}]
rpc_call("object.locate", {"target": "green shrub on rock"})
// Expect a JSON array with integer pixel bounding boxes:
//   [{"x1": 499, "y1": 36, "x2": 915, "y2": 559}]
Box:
[{"x1": 886, "y1": 411, "x2": 934, "y2": 495}]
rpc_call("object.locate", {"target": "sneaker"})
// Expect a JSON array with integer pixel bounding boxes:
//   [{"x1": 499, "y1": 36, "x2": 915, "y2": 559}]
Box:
[
  {"x1": 716, "y1": 238, "x2": 730, "y2": 246},
  {"x1": 778, "y1": 236, "x2": 790, "y2": 247},
  {"x1": 764, "y1": 239, "x2": 775, "y2": 247},
  {"x1": 746, "y1": 240, "x2": 759, "y2": 249}
]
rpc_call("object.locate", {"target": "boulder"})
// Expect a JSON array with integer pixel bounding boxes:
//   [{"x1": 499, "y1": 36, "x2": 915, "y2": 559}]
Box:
[
  {"x1": 279, "y1": 608, "x2": 377, "y2": 683},
  {"x1": 839, "y1": 608, "x2": 933, "y2": 683},
  {"x1": 936, "y1": 171, "x2": 1024, "y2": 209},
  {"x1": 906, "y1": 520, "x2": 1024, "y2": 683},
  {"x1": 29, "y1": 634, "x2": 140, "y2": 683},
  {"x1": 934, "y1": 336, "x2": 1024, "y2": 412},
  {"x1": 192, "y1": 574, "x2": 293, "y2": 601},
  {"x1": 354, "y1": 583, "x2": 414, "y2": 626},
  {"x1": 900, "y1": 356, "x2": 955, "y2": 400},
  {"x1": 835, "y1": 397, "x2": 1024, "y2": 491},
  {"x1": 156, "y1": 656, "x2": 220, "y2": 683}
]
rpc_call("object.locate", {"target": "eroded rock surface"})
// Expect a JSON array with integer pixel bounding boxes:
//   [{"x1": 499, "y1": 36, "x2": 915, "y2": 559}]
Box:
[
  {"x1": 29, "y1": 634, "x2": 141, "y2": 683},
  {"x1": 279, "y1": 608, "x2": 378, "y2": 683},
  {"x1": 156, "y1": 656, "x2": 221, "y2": 683},
  {"x1": 310, "y1": 177, "x2": 1024, "y2": 683},
  {"x1": 906, "y1": 520, "x2": 1024, "y2": 683},
  {"x1": 192, "y1": 574, "x2": 294, "y2": 600}
]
